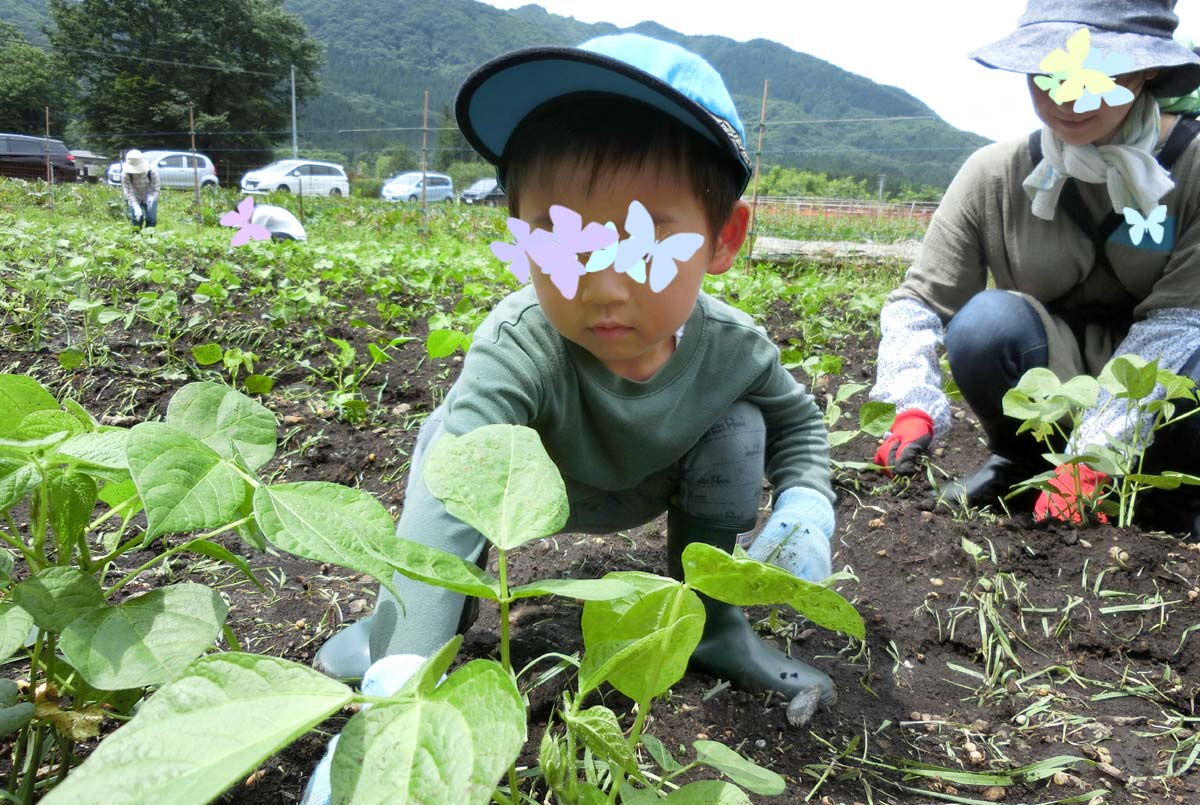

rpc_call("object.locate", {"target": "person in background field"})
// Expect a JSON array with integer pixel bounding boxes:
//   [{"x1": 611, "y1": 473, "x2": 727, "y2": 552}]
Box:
[
  {"x1": 251, "y1": 203, "x2": 307, "y2": 241},
  {"x1": 120, "y1": 149, "x2": 158, "y2": 230},
  {"x1": 869, "y1": 0, "x2": 1200, "y2": 540}
]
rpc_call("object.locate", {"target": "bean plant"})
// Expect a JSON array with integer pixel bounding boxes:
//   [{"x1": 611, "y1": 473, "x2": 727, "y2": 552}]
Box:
[
  {"x1": 1, "y1": 375, "x2": 863, "y2": 802},
  {"x1": 1001, "y1": 355, "x2": 1200, "y2": 526}
]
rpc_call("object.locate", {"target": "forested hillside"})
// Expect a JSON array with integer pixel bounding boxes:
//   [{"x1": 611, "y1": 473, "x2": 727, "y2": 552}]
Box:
[{"x1": 1, "y1": 0, "x2": 989, "y2": 188}]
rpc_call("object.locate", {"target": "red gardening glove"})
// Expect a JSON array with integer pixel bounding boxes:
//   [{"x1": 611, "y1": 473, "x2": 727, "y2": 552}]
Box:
[
  {"x1": 1034, "y1": 463, "x2": 1109, "y2": 524},
  {"x1": 874, "y1": 409, "x2": 933, "y2": 477}
]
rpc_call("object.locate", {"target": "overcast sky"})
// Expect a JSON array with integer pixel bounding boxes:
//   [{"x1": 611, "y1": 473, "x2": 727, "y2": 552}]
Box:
[{"x1": 479, "y1": 0, "x2": 1199, "y2": 143}]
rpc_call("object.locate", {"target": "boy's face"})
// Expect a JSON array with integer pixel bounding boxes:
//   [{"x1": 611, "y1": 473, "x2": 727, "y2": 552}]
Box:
[{"x1": 517, "y1": 158, "x2": 749, "y2": 382}]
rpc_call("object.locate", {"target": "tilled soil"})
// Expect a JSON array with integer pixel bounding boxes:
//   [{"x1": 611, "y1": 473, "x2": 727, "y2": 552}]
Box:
[{"x1": 3, "y1": 292, "x2": 1197, "y2": 805}]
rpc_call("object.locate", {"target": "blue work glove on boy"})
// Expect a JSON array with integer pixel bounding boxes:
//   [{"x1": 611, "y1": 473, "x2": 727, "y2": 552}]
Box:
[
  {"x1": 743, "y1": 487, "x2": 836, "y2": 582},
  {"x1": 300, "y1": 653, "x2": 433, "y2": 805}
]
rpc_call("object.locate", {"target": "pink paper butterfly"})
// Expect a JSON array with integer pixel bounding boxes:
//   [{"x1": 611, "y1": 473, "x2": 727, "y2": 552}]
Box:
[
  {"x1": 490, "y1": 218, "x2": 552, "y2": 284},
  {"x1": 526, "y1": 205, "x2": 619, "y2": 299},
  {"x1": 220, "y1": 197, "x2": 271, "y2": 247}
]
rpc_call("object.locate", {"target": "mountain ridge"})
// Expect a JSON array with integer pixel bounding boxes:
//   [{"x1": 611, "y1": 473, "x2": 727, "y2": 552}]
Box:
[{"x1": 0, "y1": 0, "x2": 990, "y2": 187}]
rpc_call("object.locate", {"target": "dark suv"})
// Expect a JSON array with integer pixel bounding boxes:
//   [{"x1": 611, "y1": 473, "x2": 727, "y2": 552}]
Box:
[{"x1": 0, "y1": 133, "x2": 79, "y2": 182}]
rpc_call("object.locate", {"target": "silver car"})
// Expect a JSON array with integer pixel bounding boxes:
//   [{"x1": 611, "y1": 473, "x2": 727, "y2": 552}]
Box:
[
  {"x1": 107, "y1": 150, "x2": 219, "y2": 189},
  {"x1": 381, "y1": 171, "x2": 454, "y2": 203}
]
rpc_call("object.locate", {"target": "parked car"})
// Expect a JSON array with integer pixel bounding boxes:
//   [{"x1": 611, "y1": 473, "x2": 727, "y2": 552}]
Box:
[
  {"x1": 106, "y1": 150, "x2": 219, "y2": 189},
  {"x1": 381, "y1": 171, "x2": 454, "y2": 203},
  {"x1": 70, "y1": 150, "x2": 110, "y2": 183},
  {"x1": 0, "y1": 133, "x2": 79, "y2": 182},
  {"x1": 240, "y1": 160, "x2": 349, "y2": 196},
  {"x1": 460, "y1": 177, "x2": 506, "y2": 206}
]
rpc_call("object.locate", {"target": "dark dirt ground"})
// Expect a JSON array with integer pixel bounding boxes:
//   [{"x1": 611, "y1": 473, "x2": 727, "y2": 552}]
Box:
[{"x1": 3, "y1": 285, "x2": 1198, "y2": 805}]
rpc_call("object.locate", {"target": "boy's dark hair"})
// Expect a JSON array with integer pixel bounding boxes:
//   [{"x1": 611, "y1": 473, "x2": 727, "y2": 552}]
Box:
[{"x1": 502, "y1": 94, "x2": 742, "y2": 238}]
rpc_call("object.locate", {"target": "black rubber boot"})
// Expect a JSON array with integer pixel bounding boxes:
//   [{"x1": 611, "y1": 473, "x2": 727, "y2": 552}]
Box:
[
  {"x1": 313, "y1": 543, "x2": 490, "y2": 680},
  {"x1": 1136, "y1": 403, "x2": 1200, "y2": 543},
  {"x1": 666, "y1": 505, "x2": 836, "y2": 722},
  {"x1": 938, "y1": 413, "x2": 1048, "y2": 511}
]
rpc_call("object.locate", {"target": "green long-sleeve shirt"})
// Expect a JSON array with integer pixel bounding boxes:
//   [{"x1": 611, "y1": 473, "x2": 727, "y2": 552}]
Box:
[{"x1": 398, "y1": 286, "x2": 833, "y2": 544}]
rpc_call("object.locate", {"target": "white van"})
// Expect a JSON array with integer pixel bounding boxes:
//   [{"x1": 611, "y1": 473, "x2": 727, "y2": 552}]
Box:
[{"x1": 240, "y1": 160, "x2": 349, "y2": 196}]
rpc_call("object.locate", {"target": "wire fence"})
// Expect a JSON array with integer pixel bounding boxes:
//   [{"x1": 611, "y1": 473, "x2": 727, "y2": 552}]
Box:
[
  {"x1": 749, "y1": 195, "x2": 935, "y2": 246},
  {"x1": 3, "y1": 113, "x2": 940, "y2": 245}
]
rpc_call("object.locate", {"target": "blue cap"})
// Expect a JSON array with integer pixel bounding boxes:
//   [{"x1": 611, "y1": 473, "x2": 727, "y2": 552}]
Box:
[{"x1": 455, "y1": 33, "x2": 752, "y2": 194}]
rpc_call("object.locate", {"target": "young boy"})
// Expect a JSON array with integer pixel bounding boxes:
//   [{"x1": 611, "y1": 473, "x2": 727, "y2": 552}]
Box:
[{"x1": 316, "y1": 33, "x2": 838, "y2": 712}]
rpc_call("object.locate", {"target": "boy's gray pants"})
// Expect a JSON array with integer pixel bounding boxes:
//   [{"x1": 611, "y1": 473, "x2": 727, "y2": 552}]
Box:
[{"x1": 369, "y1": 402, "x2": 766, "y2": 662}]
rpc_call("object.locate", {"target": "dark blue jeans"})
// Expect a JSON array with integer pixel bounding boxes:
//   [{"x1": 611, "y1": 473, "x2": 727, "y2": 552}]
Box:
[
  {"x1": 129, "y1": 197, "x2": 158, "y2": 229},
  {"x1": 945, "y1": 289, "x2": 1200, "y2": 475}
]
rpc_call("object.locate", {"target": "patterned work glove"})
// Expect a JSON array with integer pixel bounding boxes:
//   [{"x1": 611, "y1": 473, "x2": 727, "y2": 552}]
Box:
[
  {"x1": 745, "y1": 486, "x2": 836, "y2": 582},
  {"x1": 873, "y1": 409, "x2": 933, "y2": 476},
  {"x1": 1034, "y1": 463, "x2": 1109, "y2": 525},
  {"x1": 300, "y1": 654, "x2": 433, "y2": 805}
]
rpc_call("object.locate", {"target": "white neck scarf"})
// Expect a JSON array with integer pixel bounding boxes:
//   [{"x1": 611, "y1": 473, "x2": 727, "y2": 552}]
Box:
[{"x1": 1022, "y1": 93, "x2": 1174, "y2": 221}]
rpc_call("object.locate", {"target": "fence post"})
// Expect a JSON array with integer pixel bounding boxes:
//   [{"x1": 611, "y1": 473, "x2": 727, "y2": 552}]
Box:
[
  {"x1": 746, "y1": 79, "x2": 768, "y2": 262},
  {"x1": 44, "y1": 106, "x2": 54, "y2": 212},
  {"x1": 419, "y1": 89, "x2": 429, "y2": 237},
  {"x1": 189, "y1": 102, "x2": 201, "y2": 224}
]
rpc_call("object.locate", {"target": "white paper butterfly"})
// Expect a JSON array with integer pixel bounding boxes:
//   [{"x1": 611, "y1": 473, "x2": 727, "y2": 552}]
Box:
[
  {"x1": 612, "y1": 200, "x2": 705, "y2": 293},
  {"x1": 1123, "y1": 204, "x2": 1167, "y2": 246}
]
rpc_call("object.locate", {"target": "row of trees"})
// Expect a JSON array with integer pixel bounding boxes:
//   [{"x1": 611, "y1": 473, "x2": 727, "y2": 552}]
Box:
[
  {"x1": 1, "y1": 0, "x2": 490, "y2": 185},
  {"x1": 2, "y1": 0, "x2": 323, "y2": 178}
]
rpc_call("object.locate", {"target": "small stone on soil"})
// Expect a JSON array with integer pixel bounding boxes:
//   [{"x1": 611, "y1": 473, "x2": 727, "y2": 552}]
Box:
[{"x1": 982, "y1": 787, "x2": 1006, "y2": 802}]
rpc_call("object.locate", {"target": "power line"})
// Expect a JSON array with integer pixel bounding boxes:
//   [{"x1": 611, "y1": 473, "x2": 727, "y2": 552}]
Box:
[
  {"x1": 762, "y1": 146, "x2": 977, "y2": 154},
  {"x1": 343, "y1": 125, "x2": 463, "y2": 131},
  {"x1": 0, "y1": 35, "x2": 284, "y2": 78},
  {"x1": 756, "y1": 115, "x2": 939, "y2": 125}
]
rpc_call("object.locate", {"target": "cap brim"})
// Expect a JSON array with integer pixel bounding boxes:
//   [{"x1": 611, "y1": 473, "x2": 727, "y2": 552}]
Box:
[
  {"x1": 455, "y1": 46, "x2": 751, "y2": 194},
  {"x1": 970, "y1": 23, "x2": 1200, "y2": 96}
]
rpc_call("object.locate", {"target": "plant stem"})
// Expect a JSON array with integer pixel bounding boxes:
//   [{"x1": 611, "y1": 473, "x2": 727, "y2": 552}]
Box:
[
  {"x1": 105, "y1": 517, "x2": 250, "y2": 596},
  {"x1": 497, "y1": 548, "x2": 511, "y2": 673},
  {"x1": 606, "y1": 702, "x2": 652, "y2": 803},
  {"x1": 93, "y1": 530, "x2": 148, "y2": 569},
  {"x1": 14, "y1": 727, "x2": 44, "y2": 804},
  {"x1": 85, "y1": 495, "x2": 137, "y2": 533},
  {"x1": 491, "y1": 546, "x2": 521, "y2": 804},
  {"x1": 30, "y1": 482, "x2": 49, "y2": 566},
  {"x1": 0, "y1": 524, "x2": 40, "y2": 570}
]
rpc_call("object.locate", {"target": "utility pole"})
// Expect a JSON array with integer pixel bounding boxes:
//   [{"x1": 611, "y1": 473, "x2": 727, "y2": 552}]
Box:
[
  {"x1": 290, "y1": 65, "x2": 298, "y2": 159},
  {"x1": 746, "y1": 79, "x2": 768, "y2": 262},
  {"x1": 877, "y1": 173, "x2": 886, "y2": 201},
  {"x1": 189, "y1": 102, "x2": 201, "y2": 223}
]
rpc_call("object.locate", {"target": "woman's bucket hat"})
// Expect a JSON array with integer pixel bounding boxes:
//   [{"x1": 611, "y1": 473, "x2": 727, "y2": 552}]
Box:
[
  {"x1": 122, "y1": 149, "x2": 150, "y2": 175},
  {"x1": 970, "y1": 0, "x2": 1200, "y2": 97}
]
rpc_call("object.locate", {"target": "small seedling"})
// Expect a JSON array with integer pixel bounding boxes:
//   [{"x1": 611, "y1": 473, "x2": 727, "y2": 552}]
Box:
[{"x1": 1002, "y1": 356, "x2": 1200, "y2": 527}]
